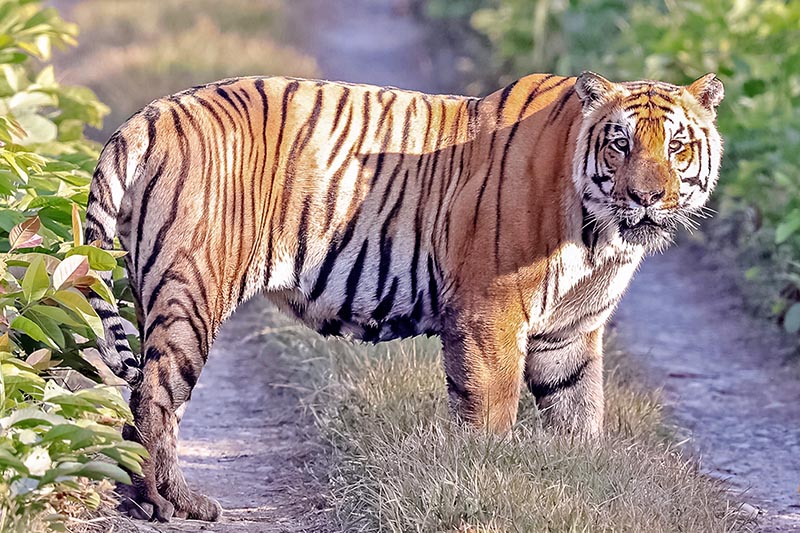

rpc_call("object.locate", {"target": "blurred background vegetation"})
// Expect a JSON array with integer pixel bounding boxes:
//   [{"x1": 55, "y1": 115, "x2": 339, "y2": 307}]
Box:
[
  {"x1": 55, "y1": 0, "x2": 318, "y2": 140},
  {"x1": 425, "y1": 0, "x2": 800, "y2": 332}
]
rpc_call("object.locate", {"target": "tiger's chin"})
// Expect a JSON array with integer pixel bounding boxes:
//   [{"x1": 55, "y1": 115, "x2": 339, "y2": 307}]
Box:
[{"x1": 617, "y1": 216, "x2": 675, "y2": 252}]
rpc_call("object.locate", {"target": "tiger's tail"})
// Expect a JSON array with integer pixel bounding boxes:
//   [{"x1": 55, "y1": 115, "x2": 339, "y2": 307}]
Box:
[{"x1": 84, "y1": 129, "x2": 145, "y2": 387}]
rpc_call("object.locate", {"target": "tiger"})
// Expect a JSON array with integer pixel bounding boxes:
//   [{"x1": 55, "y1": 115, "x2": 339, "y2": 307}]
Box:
[{"x1": 84, "y1": 71, "x2": 723, "y2": 521}]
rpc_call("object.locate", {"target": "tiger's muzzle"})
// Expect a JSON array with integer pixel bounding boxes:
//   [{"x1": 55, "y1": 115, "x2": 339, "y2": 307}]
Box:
[{"x1": 616, "y1": 205, "x2": 676, "y2": 250}]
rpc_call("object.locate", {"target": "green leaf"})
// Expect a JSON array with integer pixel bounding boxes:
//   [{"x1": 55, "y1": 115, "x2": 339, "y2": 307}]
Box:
[
  {"x1": 742, "y1": 79, "x2": 766, "y2": 97},
  {"x1": 21, "y1": 255, "x2": 49, "y2": 303},
  {"x1": 89, "y1": 278, "x2": 115, "y2": 304},
  {"x1": 0, "y1": 447, "x2": 30, "y2": 475},
  {"x1": 24, "y1": 309, "x2": 65, "y2": 350},
  {"x1": 74, "y1": 460, "x2": 132, "y2": 485},
  {"x1": 29, "y1": 304, "x2": 85, "y2": 329},
  {"x1": 1, "y1": 407, "x2": 65, "y2": 429},
  {"x1": 99, "y1": 447, "x2": 144, "y2": 475},
  {"x1": 40, "y1": 424, "x2": 92, "y2": 445},
  {"x1": 51, "y1": 289, "x2": 103, "y2": 338},
  {"x1": 783, "y1": 303, "x2": 800, "y2": 334},
  {"x1": 775, "y1": 213, "x2": 800, "y2": 244},
  {"x1": 66, "y1": 245, "x2": 117, "y2": 271},
  {"x1": 10, "y1": 315, "x2": 57, "y2": 349}
]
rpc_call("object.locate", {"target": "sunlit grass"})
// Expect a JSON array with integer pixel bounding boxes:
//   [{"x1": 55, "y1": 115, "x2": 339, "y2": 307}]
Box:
[
  {"x1": 57, "y1": 0, "x2": 319, "y2": 140},
  {"x1": 260, "y1": 306, "x2": 752, "y2": 532}
]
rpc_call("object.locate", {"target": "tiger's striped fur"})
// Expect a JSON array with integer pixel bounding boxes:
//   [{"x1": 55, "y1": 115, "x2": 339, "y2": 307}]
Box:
[{"x1": 85, "y1": 72, "x2": 723, "y2": 521}]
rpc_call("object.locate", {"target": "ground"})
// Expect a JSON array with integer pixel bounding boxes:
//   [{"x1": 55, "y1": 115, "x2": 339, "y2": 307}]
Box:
[
  {"x1": 614, "y1": 243, "x2": 800, "y2": 531},
  {"x1": 101, "y1": 1, "x2": 799, "y2": 531}
]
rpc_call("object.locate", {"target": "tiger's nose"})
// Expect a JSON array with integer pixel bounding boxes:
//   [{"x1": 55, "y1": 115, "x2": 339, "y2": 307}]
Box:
[{"x1": 627, "y1": 186, "x2": 665, "y2": 207}]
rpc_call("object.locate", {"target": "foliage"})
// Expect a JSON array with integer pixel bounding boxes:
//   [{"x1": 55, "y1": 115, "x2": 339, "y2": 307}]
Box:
[
  {"x1": 0, "y1": 1, "x2": 145, "y2": 530},
  {"x1": 265, "y1": 314, "x2": 748, "y2": 532},
  {"x1": 426, "y1": 0, "x2": 800, "y2": 329}
]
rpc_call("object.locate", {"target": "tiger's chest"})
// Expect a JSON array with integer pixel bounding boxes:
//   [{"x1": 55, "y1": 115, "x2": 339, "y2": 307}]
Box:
[{"x1": 531, "y1": 241, "x2": 643, "y2": 338}]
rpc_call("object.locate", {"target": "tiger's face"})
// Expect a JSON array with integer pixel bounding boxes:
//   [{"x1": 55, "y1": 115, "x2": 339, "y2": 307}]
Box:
[{"x1": 573, "y1": 72, "x2": 724, "y2": 251}]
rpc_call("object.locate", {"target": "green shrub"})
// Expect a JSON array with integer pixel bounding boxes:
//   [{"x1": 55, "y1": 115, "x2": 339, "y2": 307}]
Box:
[{"x1": 0, "y1": 1, "x2": 145, "y2": 530}]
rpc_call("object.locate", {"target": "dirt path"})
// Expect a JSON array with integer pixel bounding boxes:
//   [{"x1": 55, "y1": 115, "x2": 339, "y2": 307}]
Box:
[
  {"x1": 613, "y1": 245, "x2": 800, "y2": 531},
  {"x1": 125, "y1": 299, "x2": 328, "y2": 533}
]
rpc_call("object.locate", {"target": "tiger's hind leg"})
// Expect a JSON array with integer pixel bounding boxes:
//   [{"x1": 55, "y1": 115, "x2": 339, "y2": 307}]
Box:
[
  {"x1": 525, "y1": 328, "x2": 604, "y2": 437},
  {"x1": 122, "y1": 278, "x2": 224, "y2": 522}
]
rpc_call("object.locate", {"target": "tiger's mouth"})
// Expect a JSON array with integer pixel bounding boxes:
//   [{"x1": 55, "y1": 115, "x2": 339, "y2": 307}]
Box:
[
  {"x1": 619, "y1": 214, "x2": 661, "y2": 231},
  {"x1": 617, "y1": 212, "x2": 674, "y2": 250}
]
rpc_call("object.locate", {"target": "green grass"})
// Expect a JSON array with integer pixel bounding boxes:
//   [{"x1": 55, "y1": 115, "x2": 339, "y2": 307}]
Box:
[{"x1": 260, "y1": 306, "x2": 751, "y2": 533}]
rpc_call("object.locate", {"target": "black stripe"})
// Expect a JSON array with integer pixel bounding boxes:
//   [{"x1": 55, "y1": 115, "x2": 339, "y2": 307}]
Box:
[
  {"x1": 372, "y1": 277, "x2": 398, "y2": 322},
  {"x1": 427, "y1": 255, "x2": 439, "y2": 315},
  {"x1": 338, "y1": 239, "x2": 369, "y2": 321},
  {"x1": 330, "y1": 87, "x2": 351, "y2": 135},
  {"x1": 264, "y1": 80, "x2": 300, "y2": 282},
  {"x1": 375, "y1": 169, "x2": 410, "y2": 298},
  {"x1": 324, "y1": 91, "x2": 370, "y2": 229},
  {"x1": 528, "y1": 359, "x2": 590, "y2": 399},
  {"x1": 279, "y1": 87, "x2": 324, "y2": 227},
  {"x1": 293, "y1": 196, "x2": 312, "y2": 284},
  {"x1": 309, "y1": 207, "x2": 362, "y2": 301}
]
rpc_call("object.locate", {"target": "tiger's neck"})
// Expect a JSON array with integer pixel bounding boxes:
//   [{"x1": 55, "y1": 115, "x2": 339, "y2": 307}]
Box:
[{"x1": 438, "y1": 75, "x2": 643, "y2": 321}]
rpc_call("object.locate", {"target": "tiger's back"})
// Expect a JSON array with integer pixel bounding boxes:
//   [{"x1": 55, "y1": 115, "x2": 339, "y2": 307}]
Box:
[{"x1": 97, "y1": 78, "x2": 488, "y2": 345}]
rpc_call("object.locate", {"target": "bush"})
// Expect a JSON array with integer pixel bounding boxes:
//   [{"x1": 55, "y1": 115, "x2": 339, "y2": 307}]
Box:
[
  {"x1": 425, "y1": 0, "x2": 800, "y2": 329},
  {"x1": 0, "y1": 2, "x2": 145, "y2": 531}
]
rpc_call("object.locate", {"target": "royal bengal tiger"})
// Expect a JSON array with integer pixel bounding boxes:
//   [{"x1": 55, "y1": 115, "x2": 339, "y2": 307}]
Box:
[{"x1": 84, "y1": 71, "x2": 723, "y2": 521}]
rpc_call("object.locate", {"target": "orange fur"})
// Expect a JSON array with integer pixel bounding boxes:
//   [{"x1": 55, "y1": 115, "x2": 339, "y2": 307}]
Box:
[{"x1": 84, "y1": 72, "x2": 724, "y2": 521}]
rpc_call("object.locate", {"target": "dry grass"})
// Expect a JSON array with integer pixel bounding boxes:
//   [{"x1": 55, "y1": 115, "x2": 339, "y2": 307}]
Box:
[
  {"x1": 262, "y1": 307, "x2": 753, "y2": 533},
  {"x1": 56, "y1": 0, "x2": 319, "y2": 140}
]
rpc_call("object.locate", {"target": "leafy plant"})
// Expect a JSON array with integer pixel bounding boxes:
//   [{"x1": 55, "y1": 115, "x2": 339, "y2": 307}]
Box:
[{"x1": 0, "y1": 1, "x2": 145, "y2": 530}]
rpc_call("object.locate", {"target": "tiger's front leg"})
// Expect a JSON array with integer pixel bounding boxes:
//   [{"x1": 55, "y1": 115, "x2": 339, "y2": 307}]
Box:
[
  {"x1": 525, "y1": 327, "x2": 605, "y2": 437},
  {"x1": 440, "y1": 310, "x2": 526, "y2": 433}
]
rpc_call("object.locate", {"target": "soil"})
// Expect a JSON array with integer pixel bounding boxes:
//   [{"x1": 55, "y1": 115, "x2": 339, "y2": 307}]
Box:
[
  {"x1": 613, "y1": 245, "x2": 800, "y2": 532},
  {"x1": 103, "y1": 1, "x2": 800, "y2": 532}
]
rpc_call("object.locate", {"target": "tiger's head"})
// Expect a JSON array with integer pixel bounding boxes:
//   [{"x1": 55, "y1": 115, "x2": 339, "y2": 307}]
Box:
[{"x1": 572, "y1": 71, "x2": 724, "y2": 251}]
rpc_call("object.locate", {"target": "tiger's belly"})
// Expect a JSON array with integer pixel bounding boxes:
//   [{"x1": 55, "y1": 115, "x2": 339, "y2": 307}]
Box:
[{"x1": 267, "y1": 288, "x2": 440, "y2": 343}]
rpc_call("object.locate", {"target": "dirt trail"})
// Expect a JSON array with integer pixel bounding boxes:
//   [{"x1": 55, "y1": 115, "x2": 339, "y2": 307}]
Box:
[
  {"x1": 613, "y1": 245, "x2": 800, "y2": 531},
  {"x1": 126, "y1": 299, "x2": 328, "y2": 533}
]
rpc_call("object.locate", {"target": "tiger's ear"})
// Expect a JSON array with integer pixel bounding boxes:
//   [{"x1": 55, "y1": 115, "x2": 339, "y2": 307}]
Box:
[
  {"x1": 574, "y1": 71, "x2": 615, "y2": 114},
  {"x1": 687, "y1": 73, "x2": 724, "y2": 112}
]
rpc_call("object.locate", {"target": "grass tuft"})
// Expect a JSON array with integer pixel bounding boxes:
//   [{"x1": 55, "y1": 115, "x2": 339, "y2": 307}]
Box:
[{"x1": 262, "y1": 308, "x2": 751, "y2": 533}]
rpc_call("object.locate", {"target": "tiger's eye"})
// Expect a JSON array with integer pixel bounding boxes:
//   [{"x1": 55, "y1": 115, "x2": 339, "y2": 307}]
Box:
[
  {"x1": 612, "y1": 138, "x2": 629, "y2": 152},
  {"x1": 669, "y1": 139, "x2": 684, "y2": 153}
]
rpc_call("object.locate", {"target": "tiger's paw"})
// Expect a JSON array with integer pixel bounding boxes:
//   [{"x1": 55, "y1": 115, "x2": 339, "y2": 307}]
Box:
[
  {"x1": 116, "y1": 483, "x2": 176, "y2": 522},
  {"x1": 176, "y1": 491, "x2": 222, "y2": 521}
]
